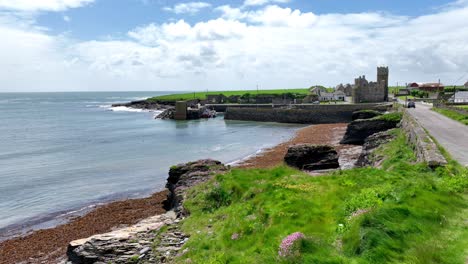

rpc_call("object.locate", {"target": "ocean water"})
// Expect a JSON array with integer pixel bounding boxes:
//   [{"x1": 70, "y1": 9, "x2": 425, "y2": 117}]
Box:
[{"x1": 0, "y1": 92, "x2": 302, "y2": 234}]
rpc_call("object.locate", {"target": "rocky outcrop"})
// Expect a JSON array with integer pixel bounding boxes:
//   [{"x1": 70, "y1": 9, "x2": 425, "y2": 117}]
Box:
[
  {"x1": 67, "y1": 160, "x2": 228, "y2": 264},
  {"x1": 356, "y1": 130, "x2": 396, "y2": 167},
  {"x1": 284, "y1": 144, "x2": 339, "y2": 170},
  {"x1": 352, "y1": 110, "x2": 382, "y2": 121},
  {"x1": 163, "y1": 159, "x2": 228, "y2": 216},
  {"x1": 67, "y1": 212, "x2": 178, "y2": 264},
  {"x1": 112, "y1": 100, "x2": 173, "y2": 110},
  {"x1": 155, "y1": 108, "x2": 175, "y2": 119},
  {"x1": 155, "y1": 108, "x2": 216, "y2": 120},
  {"x1": 340, "y1": 116, "x2": 400, "y2": 145}
]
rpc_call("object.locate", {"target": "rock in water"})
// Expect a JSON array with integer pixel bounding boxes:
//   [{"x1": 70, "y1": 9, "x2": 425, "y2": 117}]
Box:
[
  {"x1": 340, "y1": 117, "x2": 400, "y2": 145},
  {"x1": 352, "y1": 110, "x2": 382, "y2": 121},
  {"x1": 284, "y1": 144, "x2": 339, "y2": 170}
]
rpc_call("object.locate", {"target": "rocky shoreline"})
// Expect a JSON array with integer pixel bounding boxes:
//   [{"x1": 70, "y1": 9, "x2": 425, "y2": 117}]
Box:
[
  {"x1": 0, "y1": 122, "x2": 377, "y2": 264},
  {"x1": 111, "y1": 100, "x2": 174, "y2": 111}
]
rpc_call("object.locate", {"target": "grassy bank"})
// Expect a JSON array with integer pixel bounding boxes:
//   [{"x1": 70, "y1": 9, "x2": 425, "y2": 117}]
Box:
[
  {"x1": 432, "y1": 108, "x2": 468, "y2": 125},
  {"x1": 148, "y1": 89, "x2": 310, "y2": 101},
  {"x1": 174, "y1": 129, "x2": 467, "y2": 263}
]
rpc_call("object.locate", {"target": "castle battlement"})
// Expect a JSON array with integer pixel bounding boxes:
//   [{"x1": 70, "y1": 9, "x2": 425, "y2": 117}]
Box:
[{"x1": 352, "y1": 67, "x2": 389, "y2": 103}]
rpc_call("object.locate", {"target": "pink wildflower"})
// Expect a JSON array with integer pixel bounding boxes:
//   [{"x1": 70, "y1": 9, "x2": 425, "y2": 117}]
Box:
[
  {"x1": 231, "y1": 233, "x2": 239, "y2": 240},
  {"x1": 278, "y1": 232, "x2": 305, "y2": 257}
]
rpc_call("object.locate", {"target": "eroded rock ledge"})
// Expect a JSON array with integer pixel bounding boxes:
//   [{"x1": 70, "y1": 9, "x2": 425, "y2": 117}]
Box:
[
  {"x1": 67, "y1": 159, "x2": 228, "y2": 264},
  {"x1": 284, "y1": 144, "x2": 339, "y2": 170},
  {"x1": 340, "y1": 116, "x2": 400, "y2": 145},
  {"x1": 355, "y1": 130, "x2": 396, "y2": 167}
]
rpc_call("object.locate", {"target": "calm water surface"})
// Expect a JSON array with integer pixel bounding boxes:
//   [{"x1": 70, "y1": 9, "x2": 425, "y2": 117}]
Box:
[{"x1": 0, "y1": 92, "x2": 302, "y2": 233}]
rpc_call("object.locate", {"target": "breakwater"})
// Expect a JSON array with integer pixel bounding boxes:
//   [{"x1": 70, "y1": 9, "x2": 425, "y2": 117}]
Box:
[{"x1": 224, "y1": 103, "x2": 392, "y2": 124}]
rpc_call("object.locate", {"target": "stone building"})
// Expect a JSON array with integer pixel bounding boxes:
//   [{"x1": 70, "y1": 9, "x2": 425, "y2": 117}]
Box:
[
  {"x1": 310, "y1": 87, "x2": 345, "y2": 102},
  {"x1": 377, "y1": 66, "x2": 389, "y2": 101},
  {"x1": 336, "y1": 83, "x2": 353, "y2": 96},
  {"x1": 464, "y1": 81, "x2": 468, "y2": 89},
  {"x1": 352, "y1": 67, "x2": 388, "y2": 103}
]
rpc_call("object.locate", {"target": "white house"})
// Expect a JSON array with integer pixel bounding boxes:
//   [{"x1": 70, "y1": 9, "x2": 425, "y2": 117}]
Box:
[{"x1": 449, "y1": 91, "x2": 468, "y2": 103}]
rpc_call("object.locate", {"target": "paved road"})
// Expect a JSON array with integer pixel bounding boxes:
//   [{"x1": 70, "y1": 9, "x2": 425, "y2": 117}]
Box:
[{"x1": 406, "y1": 102, "x2": 468, "y2": 167}]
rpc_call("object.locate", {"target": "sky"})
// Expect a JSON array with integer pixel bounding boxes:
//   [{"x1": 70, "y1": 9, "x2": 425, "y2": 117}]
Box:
[{"x1": 0, "y1": 0, "x2": 467, "y2": 92}]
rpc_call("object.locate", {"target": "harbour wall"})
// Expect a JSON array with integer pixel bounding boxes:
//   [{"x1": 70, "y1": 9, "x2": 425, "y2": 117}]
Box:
[{"x1": 224, "y1": 103, "x2": 392, "y2": 124}]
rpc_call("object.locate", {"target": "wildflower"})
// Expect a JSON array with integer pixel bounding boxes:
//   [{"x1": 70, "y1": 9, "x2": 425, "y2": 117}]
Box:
[
  {"x1": 231, "y1": 233, "x2": 239, "y2": 240},
  {"x1": 278, "y1": 232, "x2": 305, "y2": 257}
]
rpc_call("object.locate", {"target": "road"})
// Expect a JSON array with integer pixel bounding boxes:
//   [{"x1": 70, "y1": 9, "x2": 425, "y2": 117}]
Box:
[{"x1": 405, "y1": 102, "x2": 468, "y2": 167}]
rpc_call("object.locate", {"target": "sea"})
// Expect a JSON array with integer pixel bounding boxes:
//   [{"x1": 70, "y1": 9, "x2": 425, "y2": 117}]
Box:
[{"x1": 0, "y1": 92, "x2": 302, "y2": 238}]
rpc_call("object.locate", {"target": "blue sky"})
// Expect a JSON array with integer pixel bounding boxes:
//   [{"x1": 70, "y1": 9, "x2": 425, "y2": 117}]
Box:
[
  {"x1": 37, "y1": 0, "x2": 454, "y2": 41},
  {"x1": 0, "y1": 0, "x2": 467, "y2": 92}
]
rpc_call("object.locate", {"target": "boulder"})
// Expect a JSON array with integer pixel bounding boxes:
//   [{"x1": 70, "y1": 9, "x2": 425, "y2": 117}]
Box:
[
  {"x1": 352, "y1": 110, "x2": 382, "y2": 121},
  {"x1": 356, "y1": 130, "x2": 396, "y2": 167},
  {"x1": 163, "y1": 159, "x2": 228, "y2": 215},
  {"x1": 155, "y1": 108, "x2": 175, "y2": 119},
  {"x1": 67, "y1": 212, "x2": 177, "y2": 264},
  {"x1": 340, "y1": 115, "x2": 401, "y2": 145},
  {"x1": 284, "y1": 144, "x2": 339, "y2": 170}
]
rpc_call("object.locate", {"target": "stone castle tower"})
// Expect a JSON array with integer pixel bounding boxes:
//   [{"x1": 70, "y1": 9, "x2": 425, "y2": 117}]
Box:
[
  {"x1": 377, "y1": 66, "x2": 389, "y2": 102},
  {"x1": 352, "y1": 67, "x2": 388, "y2": 103}
]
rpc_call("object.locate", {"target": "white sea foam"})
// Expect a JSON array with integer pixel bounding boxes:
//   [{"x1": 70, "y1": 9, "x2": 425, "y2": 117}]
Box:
[
  {"x1": 110, "y1": 106, "x2": 146, "y2": 112},
  {"x1": 109, "y1": 106, "x2": 163, "y2": 113}
]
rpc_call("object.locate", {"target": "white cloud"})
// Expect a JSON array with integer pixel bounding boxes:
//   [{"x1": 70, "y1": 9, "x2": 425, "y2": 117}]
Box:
[
  {"x1": 243, "y1": 0, "x2": 291, "y2": 7},
  {"x1": 1, "y1": 2, "x2": 468, "y2": 92},
  {"x1": 63, "y1": 15, "x2": 71, "y2": 22},
  {"x1": 0, "y1": 0, "x2": 94, "y2": 12},
  {"x1": 215, "y1": 5, "x2": 247, "y2": 20},
  {"x1": 248, "y1": 5, "x2": 318, "y2": 27},
  {"x1": 163, "y1": 2, "x2": 211, "y2": 14}
]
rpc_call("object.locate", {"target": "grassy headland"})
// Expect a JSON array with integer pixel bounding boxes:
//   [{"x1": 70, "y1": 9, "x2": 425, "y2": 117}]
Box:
[
  {"x1": 174, "y1": 129, "x2": 467, "y2": 263},
  {"x1": 432, "y1": 108, "x2": 468, "y2": 125},
  {"x1": 148, "y1": 88, "x2": 310, "y2": 101}
]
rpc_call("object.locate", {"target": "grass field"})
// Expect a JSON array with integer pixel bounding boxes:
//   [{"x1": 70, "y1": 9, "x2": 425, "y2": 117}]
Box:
[
  {"x1": 455, "y1": 105, "x2": 468, "y2": 109},
  {"x1": 432, "y1": 108, "x2": 468, "y2": 125},
  {"x1": 148, "y1": 89, "x2": 310, "y2": 101},
  {"x1": 172, "y1": 129, "x2": 468, "y2": 263},
  {"x1": 397, "y1": 95, "x2": 415, "y2": 99}
]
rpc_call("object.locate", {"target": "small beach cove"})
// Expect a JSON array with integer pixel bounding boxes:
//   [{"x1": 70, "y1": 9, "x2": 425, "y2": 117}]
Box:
[{"x1": 0, "y1": 122, "x2": 357, "y2": 264}]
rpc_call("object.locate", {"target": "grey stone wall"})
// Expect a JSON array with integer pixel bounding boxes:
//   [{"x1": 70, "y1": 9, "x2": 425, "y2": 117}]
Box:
[
  {"x1": 401, "y1": 110, "x2": 447, "y2": 167},
  {"x1": 224, "y1": 104, "x2": 391, "y2": 124}
]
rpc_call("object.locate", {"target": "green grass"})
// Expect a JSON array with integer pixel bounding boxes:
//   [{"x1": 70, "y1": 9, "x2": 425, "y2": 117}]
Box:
[
  {"x1": 432, "y1": 108, "x2": 468, "y2": 125},
  {"x1": 455, "y1": 105, "x2": 468, "y2": 110},
  {"x1": 373, "y1": 112, "x2": 402, "y2": 122},
  {"x1": 177, "y1": 130, "x2": 468, "y2": 264},
  {"x1": 397, "y1": 95, "x2": 415, "y2": 99},
  {"x1": 147, "y1": 89, "x2": 310, "y2": 101}
]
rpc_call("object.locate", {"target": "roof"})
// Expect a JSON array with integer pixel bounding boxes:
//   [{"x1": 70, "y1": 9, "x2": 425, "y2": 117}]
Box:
[
  {"x1": 419, "y1": 83, "x2": 444, "y2": 88},
  {"x1": 452, "y1": 91, "x2": 468, "y2": 99}
]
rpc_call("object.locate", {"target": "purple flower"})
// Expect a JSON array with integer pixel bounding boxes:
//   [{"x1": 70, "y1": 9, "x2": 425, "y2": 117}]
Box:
[
  {"x1": 278, "y1": 232, "x2": 305, "y2": 257},
  {"x1": 231, "y1": 233, "x2": 239, "y2": 240}
]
